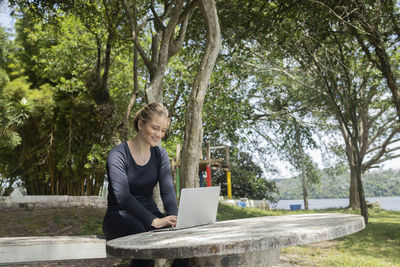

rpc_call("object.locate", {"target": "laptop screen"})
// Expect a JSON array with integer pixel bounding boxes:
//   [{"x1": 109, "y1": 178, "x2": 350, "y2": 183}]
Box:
[{"x1": 176, "y1": 186, "x2": 220, "y2": 229}]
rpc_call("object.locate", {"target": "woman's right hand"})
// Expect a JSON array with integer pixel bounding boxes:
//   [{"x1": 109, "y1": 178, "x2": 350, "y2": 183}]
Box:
[{"x1": 151, "y1": 215, "x2": 177, "y2": 228}]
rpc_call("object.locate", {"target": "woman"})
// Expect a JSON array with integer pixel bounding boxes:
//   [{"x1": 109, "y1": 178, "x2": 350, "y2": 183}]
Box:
[{"x1": 103, "y1": 103, "x2": 179, "y2": 266}]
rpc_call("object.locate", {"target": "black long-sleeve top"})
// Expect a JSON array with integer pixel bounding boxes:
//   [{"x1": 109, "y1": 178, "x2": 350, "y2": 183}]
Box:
[{"x1": 105, "y1": 142, "x2": 178, "y2": 228}]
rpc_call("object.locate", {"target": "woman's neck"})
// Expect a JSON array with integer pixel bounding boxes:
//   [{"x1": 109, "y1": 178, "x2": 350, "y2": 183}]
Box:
[{"x1": 130, "y1": 135, "x2": 150, "y2": 155}]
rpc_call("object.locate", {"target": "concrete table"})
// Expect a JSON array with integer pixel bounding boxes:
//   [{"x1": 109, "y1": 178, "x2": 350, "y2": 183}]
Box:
[{"x1": 106, "y1": 213, "x2": 365, "y2": 267}]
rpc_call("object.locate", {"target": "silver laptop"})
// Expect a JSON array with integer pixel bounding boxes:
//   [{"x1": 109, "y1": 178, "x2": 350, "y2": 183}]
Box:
[{"x1": 154, "y1": 186, "x2": 220, "y2": 231}]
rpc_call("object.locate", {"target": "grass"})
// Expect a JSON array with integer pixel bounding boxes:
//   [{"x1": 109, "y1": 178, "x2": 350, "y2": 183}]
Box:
[
  {"x1": 1, "y1": 204, "x2": 399, "y2": 266},
  {"x1": 217, "y1": 204, "x2": 400, "y2": 267},
  {"x1": 217, "y1": 202, "x2": 322, "y2": 221},
  {"x1": 0, "y1": 207, "x2": 106, "y2": 237},
  {"x1": 327, "y1": 209, "x2": 400, "y2": 267}
]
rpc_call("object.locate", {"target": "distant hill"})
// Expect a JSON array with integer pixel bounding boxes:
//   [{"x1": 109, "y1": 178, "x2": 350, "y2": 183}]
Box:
[{"x1": 273, "y1": 169, "x2": 400, "y2": 200}]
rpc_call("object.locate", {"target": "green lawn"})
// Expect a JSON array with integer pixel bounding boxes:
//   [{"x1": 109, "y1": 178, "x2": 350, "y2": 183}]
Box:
[{"x1": 217, "y1": 204, "x2": 400, "y2": 267}]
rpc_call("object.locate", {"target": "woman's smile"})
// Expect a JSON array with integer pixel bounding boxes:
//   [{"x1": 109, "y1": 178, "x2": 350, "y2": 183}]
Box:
[{"x1": 139, "y1": 114, "x2": 169, "y2": 146}]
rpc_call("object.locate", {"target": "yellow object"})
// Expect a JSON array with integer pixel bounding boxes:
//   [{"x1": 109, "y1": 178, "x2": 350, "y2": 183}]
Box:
[{"x1": 227, "y1": 171, "x2": 232, "y2": 199}]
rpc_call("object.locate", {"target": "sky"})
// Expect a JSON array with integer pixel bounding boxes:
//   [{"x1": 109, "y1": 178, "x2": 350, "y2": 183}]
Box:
[{"x1": 0, "y1": 2, "x2": 13, "y2": 30}]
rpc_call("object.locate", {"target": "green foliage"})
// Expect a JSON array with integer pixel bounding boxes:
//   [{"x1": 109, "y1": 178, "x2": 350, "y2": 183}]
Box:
[
  {"x1": 275, "y1": 169, "x2": 400, "y2": 200},
  {"x1": 213, "y1": 150, "x2": 278, "y2": 201},
  {"x1": 202, "y1": 52, "x2": 254, "y2": 145},
  {"x1": 2, "y1": 0, "x2": 399, "y2": 201},
  {"x1": 0, "y1": 76, "x2": 53, "y2": 195},
  {"x1": 303, "y1": 155, "x2": 322, "y2": 186},
  {"x1": 0, "y1": 26, "x2": 11, "y2": 68},
  {"x1": 0, "y1": 8, "x2": 121, "y2": 195},
  {"x1": 0, "y1": 77, "x2": 52, "y2": 184}
]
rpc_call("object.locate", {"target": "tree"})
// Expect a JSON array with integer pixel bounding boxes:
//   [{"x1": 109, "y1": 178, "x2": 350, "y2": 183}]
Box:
[
  {"x1": 3, "y1": 0, "x2": 222, "y2": 198},
  {"x1": 0, "y1": 26, "x2": 14, "y2": 195},
  {"x1": 0, "y1": 77, "x2": 55, "y2": 194},
  {"x1": 222, "y1": 44, "x2": 323, "y2": 209},
  {"x1": 121, "y1": 0, "x2": 197, "y2": 104},
  {"x1": 292, "y1": 120, "x2": 321, "y2": 210},
  {"x1": 213, "y1": 150, "x2": 278, "y2": 201},
  {"x1": 216, "y1": 0, "x2": 400, "y2": 223},
  {"x1": 252, "y1": 113, "x2": 322, "y2": 209},
  {"x1": 122, "y1": 0, "x2": 222, "y2": 191},
  {"x1": 321, "y1": 0, "x2": 400, "y2": 121},
  {"x1": 1, "y1": 4, "x2": 126, "y2": 195},
  {"x1": 180, "y1": 0, "x2": 221, "y2": 188},
  {"x1": 268, "y1": 8, "x2": 400, "y2": 223}
]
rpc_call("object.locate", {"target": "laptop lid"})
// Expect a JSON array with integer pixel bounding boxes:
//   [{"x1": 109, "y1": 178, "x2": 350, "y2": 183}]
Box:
[{"x1": 175, "y1": 186, "x2": 220, "y2": 229}]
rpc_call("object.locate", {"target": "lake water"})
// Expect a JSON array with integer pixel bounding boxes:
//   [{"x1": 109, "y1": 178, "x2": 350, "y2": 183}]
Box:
[{"x1": 273, "y1": 196, "x2": 400, "y2": 211}]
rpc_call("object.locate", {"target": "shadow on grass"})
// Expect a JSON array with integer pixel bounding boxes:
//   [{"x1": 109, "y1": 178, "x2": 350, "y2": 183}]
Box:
[
  {"x1": 0, "y1": 207, "x2": 106, "y2": 237},
  {"x1": 338, "y1": 209, "x2": 400, "y2": 263}
]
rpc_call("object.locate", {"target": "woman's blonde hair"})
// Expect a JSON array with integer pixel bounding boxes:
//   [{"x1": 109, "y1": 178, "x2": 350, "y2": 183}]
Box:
[{"x1": 133, "y1": 102, "x2": 170, "y2": 132}]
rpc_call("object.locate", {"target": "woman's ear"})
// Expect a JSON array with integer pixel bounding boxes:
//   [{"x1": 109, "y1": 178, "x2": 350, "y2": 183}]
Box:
[{"x1": 137, "y1": 119, "x2": 143, "y2": 131}]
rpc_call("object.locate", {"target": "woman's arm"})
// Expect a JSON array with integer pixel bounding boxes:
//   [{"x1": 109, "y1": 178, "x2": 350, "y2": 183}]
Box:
[{"x1": 158, "y1": 147, "x2": 178, "y2": 216}]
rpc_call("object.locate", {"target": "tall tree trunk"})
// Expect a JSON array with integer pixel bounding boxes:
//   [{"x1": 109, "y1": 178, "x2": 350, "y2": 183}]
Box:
[
  {"x1": 146, "y1": 73, "x2": 164, "y2": 103},
  {"x1": 295, "y1": 122, "x2": 308, "y2": 209},
  {"x1": 353, "y1": 146, "x2": 368, "y2": 224},
  {"x1": 300, "y1": 153, "x2": 309, "y2": 210},
  {"x1": 180, "y1": 0, "x2": 221, "y2": 188},
  {"x1": 349, "y1": 167, "x2": 359, "y2": 209},
  {"x1": 338, "y1": 118, "x2": 360, "y2": 209}
]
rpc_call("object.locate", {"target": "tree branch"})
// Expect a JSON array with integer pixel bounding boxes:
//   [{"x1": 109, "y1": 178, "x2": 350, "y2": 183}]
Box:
[
  {"x1": 363, "y1": 153, "x2": 400, "y2": 172},
  {"x1": 122, "y1": 0, "x2": 153, "y2": 71},
  {"x1": 169, "y1": 5, "x2": 196, "y2": 57},
  {"x1": 362, "y1": 128, "x2": 400, "y2": 170},
  {"x1": 151, "y1": 0, "x2": 166, "y2": 31}
]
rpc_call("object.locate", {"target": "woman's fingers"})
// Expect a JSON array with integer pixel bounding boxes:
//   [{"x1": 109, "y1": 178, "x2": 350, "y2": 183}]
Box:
[
  {"x1": 152, "y1": 215, "x2": 178, "y2": 228},
  {"x1": 166, "y1": 215, "x2": 177, "y2": 227}
]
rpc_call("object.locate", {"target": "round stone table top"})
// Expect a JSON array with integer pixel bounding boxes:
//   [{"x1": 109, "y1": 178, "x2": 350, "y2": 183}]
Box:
[{"x1": 106, "y1": 213, "x2": 365, "y2": 259}]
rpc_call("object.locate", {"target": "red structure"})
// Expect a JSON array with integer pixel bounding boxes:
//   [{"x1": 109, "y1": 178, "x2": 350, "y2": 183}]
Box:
[{"x1": 206, "y1": 166, "x2": 212, "y2": 187}]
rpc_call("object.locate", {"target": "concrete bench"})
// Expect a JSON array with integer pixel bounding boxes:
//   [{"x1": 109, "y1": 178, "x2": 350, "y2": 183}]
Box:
[
  {"x1": 0, "y1": 196, "x2": 107, "y2": 211},
  {"x1": 0, "y1": 235, "x2": 106, "y2": 265},
  {"x1": 106, "y1": 213, "x2": 365, "y2": 267}
]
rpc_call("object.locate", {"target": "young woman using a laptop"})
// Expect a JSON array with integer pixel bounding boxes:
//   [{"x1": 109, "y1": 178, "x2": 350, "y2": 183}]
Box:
[{"x1": 103, "y1": 103, "x2": 186, "y2": 267}]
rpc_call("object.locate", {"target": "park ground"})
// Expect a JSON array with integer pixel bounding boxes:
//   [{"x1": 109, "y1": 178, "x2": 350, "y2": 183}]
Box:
[{"x1": 1, "y1": 204, "x2": 399, "y2": 267}]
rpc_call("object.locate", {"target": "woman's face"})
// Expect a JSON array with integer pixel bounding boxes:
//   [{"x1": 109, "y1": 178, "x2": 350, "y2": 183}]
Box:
[{"x1": 138, "y1": 114, "x2": 169, "y2": 146}]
